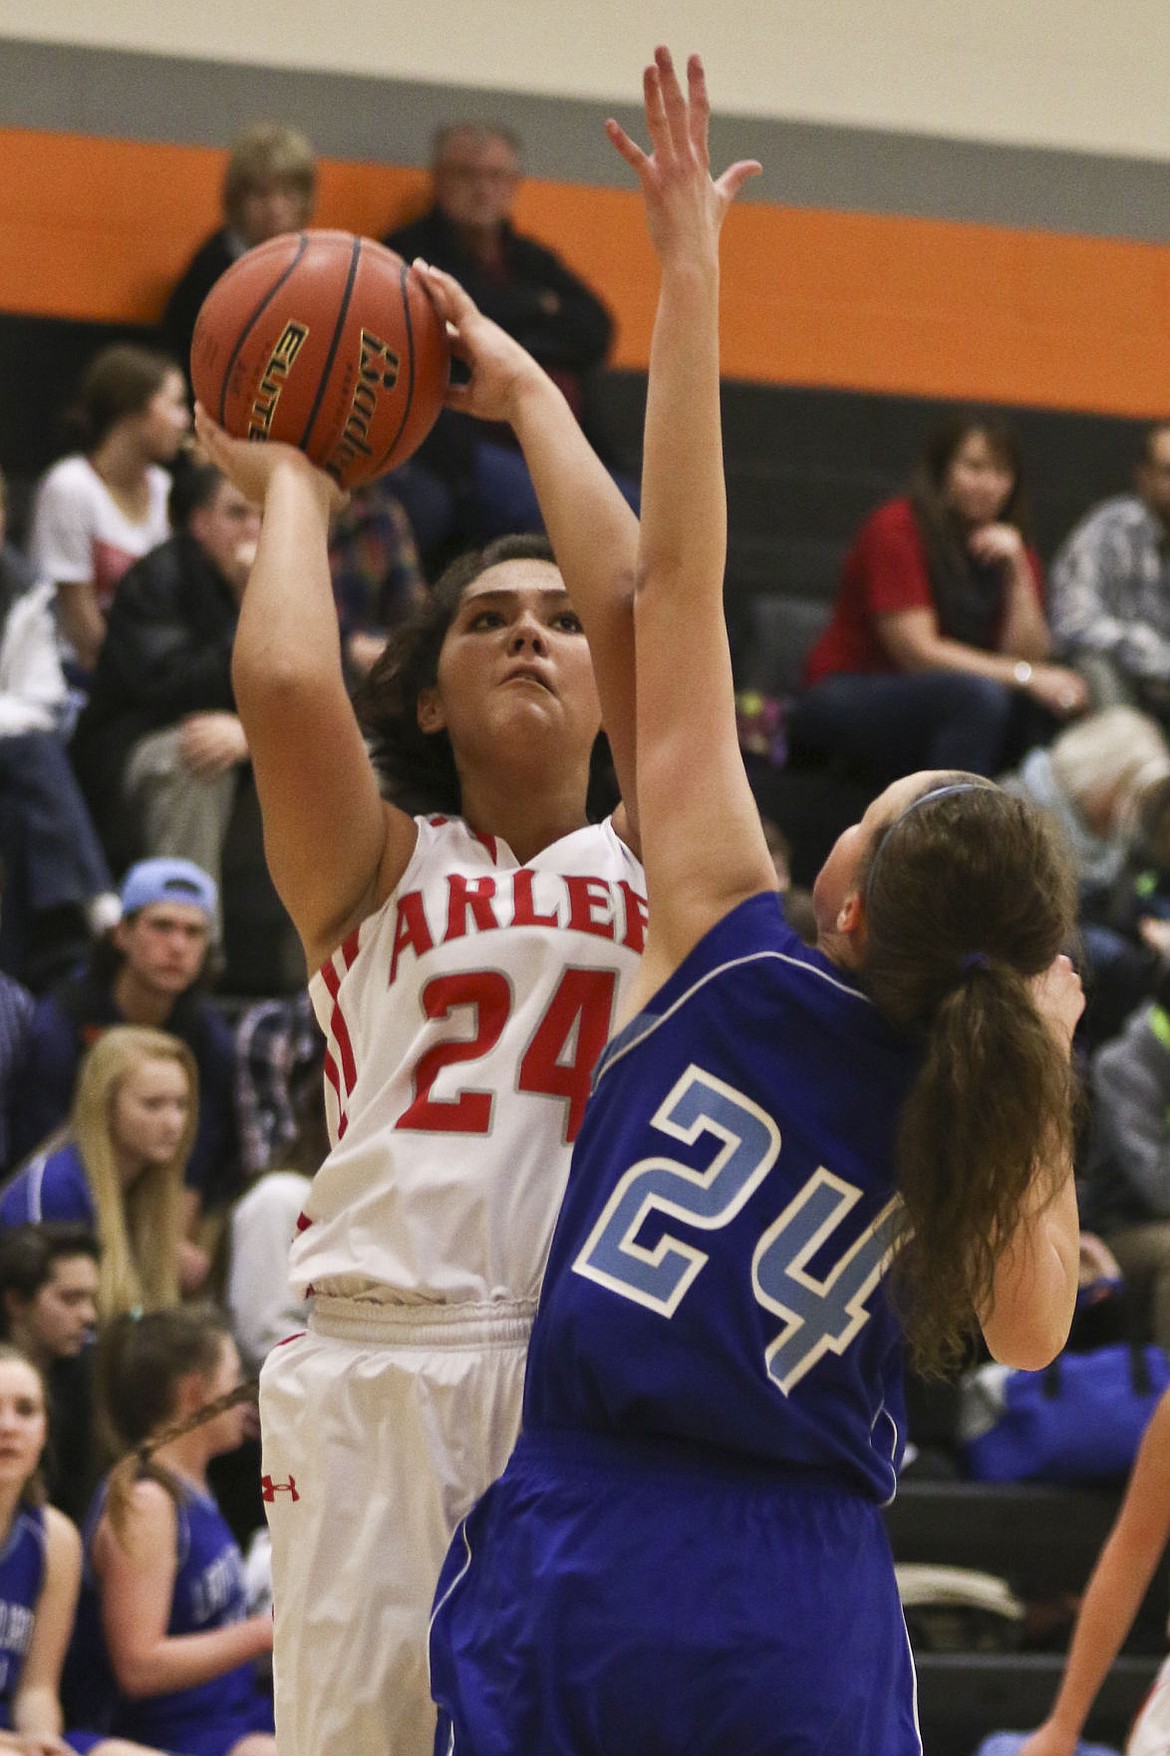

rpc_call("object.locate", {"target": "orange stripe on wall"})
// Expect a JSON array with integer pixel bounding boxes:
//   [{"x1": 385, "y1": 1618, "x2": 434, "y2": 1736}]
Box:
[
  {"x1": 0, "y1": 131, "x2": 431, "y2": 321},
  {"x1": 3, "y1": 126, "x2": 1170, "y2": 419}
]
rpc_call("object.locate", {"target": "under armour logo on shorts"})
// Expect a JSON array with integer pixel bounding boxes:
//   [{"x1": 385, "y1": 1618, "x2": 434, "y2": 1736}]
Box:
[{"x1": 261, "y1": 1474, "x2": 300, "y2": 1502}]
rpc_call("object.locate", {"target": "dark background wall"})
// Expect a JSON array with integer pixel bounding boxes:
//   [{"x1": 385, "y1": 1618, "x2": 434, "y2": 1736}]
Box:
[
  {"x1": 2, "y1": 308, "x2": 1147, "y2": 682},
  {"x1": 0, "y1": 38, "x2": 1159, "y2": 716},
  {"x1": 596, "y1": 369, "x2": 1147, "y2": 689}
]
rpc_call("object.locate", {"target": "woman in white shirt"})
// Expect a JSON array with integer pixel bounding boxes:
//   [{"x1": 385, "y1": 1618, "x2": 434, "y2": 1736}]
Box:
[{"x1": 30, "y1": 345, "x2": 189, "y2": 674}]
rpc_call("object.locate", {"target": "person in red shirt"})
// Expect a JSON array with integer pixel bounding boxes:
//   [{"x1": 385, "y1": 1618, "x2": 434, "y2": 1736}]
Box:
[{"x1": 793, "y1": 414, "x2": 1089, "y2": 780}]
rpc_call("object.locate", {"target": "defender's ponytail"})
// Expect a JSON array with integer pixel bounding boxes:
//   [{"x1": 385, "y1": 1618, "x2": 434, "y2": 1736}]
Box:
[{"x1": 861, "y1": 782, "x2": 1078, "y2": 1376}]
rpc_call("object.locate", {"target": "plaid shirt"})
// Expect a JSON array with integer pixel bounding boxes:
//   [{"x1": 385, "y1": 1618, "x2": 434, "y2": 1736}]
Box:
[
  {"x1": 1050, "y1": 494, "x2": 1170, "y2": 681},
  {"x1": 327, "y1": 480, "x2": 426, "y2": 642},
  {"x1": 234, "y1": 989, "x2": 325, "y2": 1178}
]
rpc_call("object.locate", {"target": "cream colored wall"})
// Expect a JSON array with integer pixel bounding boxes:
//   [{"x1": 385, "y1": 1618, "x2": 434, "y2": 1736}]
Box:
[{"x1": 2, "y1": 0, "x2": 1170, "y2": 160}]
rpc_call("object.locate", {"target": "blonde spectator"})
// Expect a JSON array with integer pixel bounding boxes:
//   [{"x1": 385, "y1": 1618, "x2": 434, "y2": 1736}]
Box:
[
  {"x1": 0, "y1": 1027, "x2": 204, "y2": 1317},
  {"x1": 1008, "y1": 707, "x2": 1170, "y2": 891},
  {"x1": 162, "y1": 122, "x2": 316, "y2": 383},
  {"x1": 1005, "y1": 708, "x2": 1170, "y2": 1044}
]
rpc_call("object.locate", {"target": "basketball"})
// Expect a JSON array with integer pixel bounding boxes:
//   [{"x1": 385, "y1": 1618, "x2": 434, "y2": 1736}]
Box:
[{"x1": 189, "y1": 229, "x2": 450, "y2": 490}]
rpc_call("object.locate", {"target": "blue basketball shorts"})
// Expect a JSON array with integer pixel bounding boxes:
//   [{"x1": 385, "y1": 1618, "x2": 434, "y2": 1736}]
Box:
[{"x1": 430, "y1": 1429, "x2": 921, "y2": 1756}]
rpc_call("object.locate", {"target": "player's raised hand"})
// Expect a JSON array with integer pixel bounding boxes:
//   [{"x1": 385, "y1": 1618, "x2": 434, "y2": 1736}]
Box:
[
  {"x1": 1028, "y1": 952, "x2": 1085, "y2": 1058},
  {"x1": 606, "y1": 47, "x2": 760, "y2": 267},
  {"x1": 415, "y1": 260, "x2": 547, "y2": 425},
  {"x1": 193, "y1": 404, "x2": 347, "y2": 518},
  {"x1": 1014, "y1": 1723, "x2": 1081, "y2": 1756}
]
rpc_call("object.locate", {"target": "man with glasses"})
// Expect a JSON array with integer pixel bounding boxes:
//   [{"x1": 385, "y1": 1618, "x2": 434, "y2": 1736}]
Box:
[{"x1": 384, "y1": 124, "x2": 634, "y2": 548}]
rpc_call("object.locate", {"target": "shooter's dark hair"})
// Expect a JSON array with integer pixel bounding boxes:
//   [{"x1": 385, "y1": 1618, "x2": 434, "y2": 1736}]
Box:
[{"x1": 353, "y1": 533, "x2": 617, "y2": 818}]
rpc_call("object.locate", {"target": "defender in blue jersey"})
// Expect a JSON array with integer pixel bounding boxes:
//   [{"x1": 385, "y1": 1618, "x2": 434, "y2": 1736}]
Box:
[{"x1": 430, "y1": 49, "x2": 1085, "y2": 1756}]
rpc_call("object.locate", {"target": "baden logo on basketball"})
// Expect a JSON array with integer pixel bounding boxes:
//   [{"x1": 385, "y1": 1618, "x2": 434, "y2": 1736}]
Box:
[
  {"x1": 191, "y1": 231, "x2": 449, "y2": 487},
  {"x1": 247, "y1": 321, "x2": 309, "y2": 440},
  {"x1": 326, "y1": 329, "x2": 402, "y2": 475}
]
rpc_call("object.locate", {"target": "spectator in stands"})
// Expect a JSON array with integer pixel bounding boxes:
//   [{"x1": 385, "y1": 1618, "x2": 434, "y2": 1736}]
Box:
[
  {"x1": 68, "y1": 1307, "x2": 275, "y2": 1756},
  {"x1": 327, "y1": 479, "x2": 429, "y2": 679},
  {"x1": 224, "y1": 1084, "x2": 325, "y2": 1376},
  {"x1": 1083, "y1": 972, "x2": 1170, "y2": 1353},
  {"x1": 1005, "y1": 707, "x2": 1170, "y2": 898},
  {"x1": 1051, "y1": 420, "x2": 1170, "y2": 727},
  {"x1": 162, "y1": 121, "x2": 316, "y2": 381},
  {"x1": 760, "y1": 816, "x2": 817, "y2": 945},
  {"x1": 0, "y1": 962, "x2": 32, "y2": 1178},
  {"x1": 0, "y1": 466, "x2": 117, "y2": 988},
  {"x1": 9, "y1": 857, "x2": 240, "y2": 1224},
  {"x1": 28, "y1": 344, "x2": 190, "y2": 674},
  {"x1": 233, "y1": 987, "x2": 323, "y2": 1180},
  {"x1": 1004, "y1": 707, "x2": 1170, "y2": 1044},
  {"x1": 0, "y1": 1346, "x2": 91, "y2": 1753},
  {"x1": 385, "y1": 121, "x2": 634, "y2": 553},
  {"x1": 0, "y1": 1223, "x2": 97, "y2": 1374},
  {"x1": 162, "y1": 121, "x2": 426, "y2": 672},
  {"x1": 162, "y1": 118, "x2": 427, "y2": 636},
  {"x1": 224, "y1": 1170, "x2": 310, "y2": 1379},
  {"x1": 0, "y1": 1025, "x2": 202, "y2": 1318},
  {"x1": 792, "y1": 413, "x2": 1089, "y2": 782},
  {"x1": 0, "y1": 1223, "x2": 100, "y2": 1523},
  {"x1": 71, "y1": 461, "x2": 261, "y2": 885}
]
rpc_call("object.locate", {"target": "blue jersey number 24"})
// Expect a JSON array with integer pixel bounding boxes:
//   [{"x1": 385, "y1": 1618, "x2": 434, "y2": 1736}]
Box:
[{"x1": 573, "y1": 1063, "x2": 902, "y2": 1394}]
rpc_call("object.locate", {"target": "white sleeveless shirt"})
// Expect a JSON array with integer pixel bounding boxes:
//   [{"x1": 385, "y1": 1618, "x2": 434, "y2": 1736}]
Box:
[{"x1": 294, "y1": 814, "x2": 647, "y2": 1304}]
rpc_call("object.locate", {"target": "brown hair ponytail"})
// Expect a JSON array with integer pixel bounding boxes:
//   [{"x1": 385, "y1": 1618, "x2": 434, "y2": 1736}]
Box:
[
  {"x1": 861, "y1": 781, "x2": 1079, "y2": 1377},
  {"x1": 98, "y1": 1307, "x2": 257, "y2": 1539}
]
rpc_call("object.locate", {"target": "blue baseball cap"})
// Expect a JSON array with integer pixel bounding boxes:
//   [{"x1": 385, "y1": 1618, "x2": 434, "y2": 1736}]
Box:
[{"x1": 119, "y1": 857, "x2": 218, "y2": 921}]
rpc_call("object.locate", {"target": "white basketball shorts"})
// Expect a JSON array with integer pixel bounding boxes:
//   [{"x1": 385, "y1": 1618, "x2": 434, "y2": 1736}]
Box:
[{"x1": 258, "y1": 1294, "x2": 534, "y2": 1756}]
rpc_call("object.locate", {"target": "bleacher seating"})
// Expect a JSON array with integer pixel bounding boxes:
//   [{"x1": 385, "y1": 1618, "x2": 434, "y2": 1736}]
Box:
[
  {"x1": 591, "y1": 369, "x2": 1156, "y2": 888},
  {"x1": 886, "y1": 1480, "x2": 1164, "y2": 1755}
]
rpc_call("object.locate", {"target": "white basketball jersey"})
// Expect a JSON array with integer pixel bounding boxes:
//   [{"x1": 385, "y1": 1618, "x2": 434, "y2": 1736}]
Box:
[{"x1": 294, "y1": 815, "x2": 647, "y2": 1303}]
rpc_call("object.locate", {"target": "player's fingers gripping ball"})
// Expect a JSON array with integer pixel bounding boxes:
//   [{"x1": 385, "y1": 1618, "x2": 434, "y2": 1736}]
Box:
[{"x1": 190, "y1": 230, "x2": 451, "y2": 491}]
